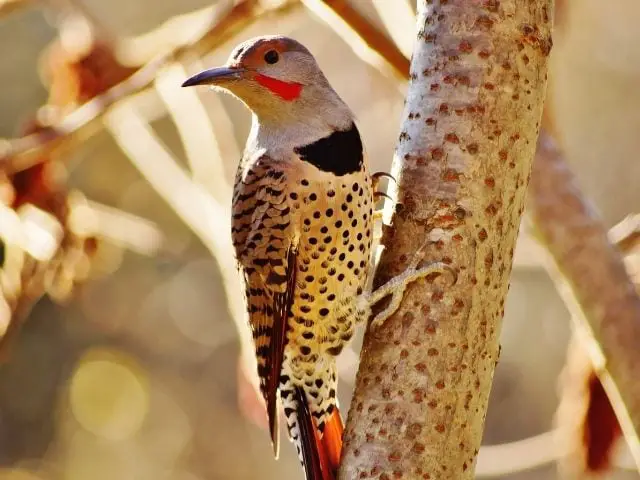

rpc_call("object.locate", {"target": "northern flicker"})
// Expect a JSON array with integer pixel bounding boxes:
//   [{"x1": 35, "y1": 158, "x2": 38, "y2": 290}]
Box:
[{"x1": 182, "y1": 35, "x2": 451, "y2": 480}]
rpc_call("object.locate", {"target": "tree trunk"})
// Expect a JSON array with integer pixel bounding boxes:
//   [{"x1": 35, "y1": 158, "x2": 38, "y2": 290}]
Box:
[{"x1": 339, "y1": 1, "x2": 553, "y2": 478}]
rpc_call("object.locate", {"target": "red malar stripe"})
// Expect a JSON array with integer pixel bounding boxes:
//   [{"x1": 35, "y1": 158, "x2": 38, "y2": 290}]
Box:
[{"x1": 255, "y1": 74, "x2": 303, "y2": 101}]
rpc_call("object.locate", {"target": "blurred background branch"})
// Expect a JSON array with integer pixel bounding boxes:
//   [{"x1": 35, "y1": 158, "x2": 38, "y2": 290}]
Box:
[{"x1": 0, "y1": 0, "x2": 298, "y2": 173}]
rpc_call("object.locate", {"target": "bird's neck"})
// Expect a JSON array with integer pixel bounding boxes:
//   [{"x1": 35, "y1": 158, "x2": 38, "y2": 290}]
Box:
[
  {"x1": 248, "y1": 114, "x2": 354, "y2": 160},
  {"x1": 246, "y1": 85, "x2": 355, "y2": 158}
]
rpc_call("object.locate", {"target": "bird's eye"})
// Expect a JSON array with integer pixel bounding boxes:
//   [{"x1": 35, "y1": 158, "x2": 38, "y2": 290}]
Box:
[{"x1": 264, "y1": 50, "x2": 279, "y2": 64}]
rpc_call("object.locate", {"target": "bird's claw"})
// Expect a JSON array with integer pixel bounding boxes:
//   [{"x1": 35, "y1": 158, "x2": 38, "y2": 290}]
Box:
[
  {"x1": 373, "y1": 191, "x2": 393, "y2": 203},
  {"x1": 367, "y1": 259, "x2": 457, "y2": 331},
  {"x1": 371, "y1": 171, "x2": 397, "y2": 188},
  {"x1": 372, "y1": 172, "x2": 396, "y2": 208}
]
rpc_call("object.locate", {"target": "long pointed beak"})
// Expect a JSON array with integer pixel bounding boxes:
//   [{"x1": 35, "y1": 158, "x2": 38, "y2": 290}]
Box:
[{"x1": 181, "y1": 67, "x2": 245, "y2": 87}]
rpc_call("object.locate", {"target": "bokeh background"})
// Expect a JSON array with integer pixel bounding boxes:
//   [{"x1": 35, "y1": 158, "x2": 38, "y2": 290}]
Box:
[{"x1": 1, "y1": 0, "x2": 640, "y2": 479}]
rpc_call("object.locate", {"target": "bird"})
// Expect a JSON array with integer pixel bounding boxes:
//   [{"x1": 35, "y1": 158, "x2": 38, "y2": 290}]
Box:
[{"x1": 182, "y1": 35, "x2": 452, "y2": 480}]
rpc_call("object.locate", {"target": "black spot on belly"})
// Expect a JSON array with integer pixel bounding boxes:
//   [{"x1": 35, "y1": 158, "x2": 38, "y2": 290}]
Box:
[
  {"x1": 327, "y1": 345, "x2": 344, "y2": 355},
  {"x1": 294, "y1": 122, "x2": 364, "y2": 176}
]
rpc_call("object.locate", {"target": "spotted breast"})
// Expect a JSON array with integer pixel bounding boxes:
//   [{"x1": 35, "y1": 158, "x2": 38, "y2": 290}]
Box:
[{"x1": 232, "y1": 121, "x2": 372, "y2": 479}]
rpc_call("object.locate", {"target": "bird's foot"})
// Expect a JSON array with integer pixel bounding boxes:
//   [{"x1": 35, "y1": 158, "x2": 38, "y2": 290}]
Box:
[
  {"x1": 372, "y1": 171, "x2": 396, "y2": 210},
  {"x1": 373, "y1": 191, "x2": 393, "y2": 205},
  {"x1": 371, "y1": 171, "x2": 396, "y2": 192},
  {"x1": 363, "y1": 244, "x2": 457, "y2": 330}
]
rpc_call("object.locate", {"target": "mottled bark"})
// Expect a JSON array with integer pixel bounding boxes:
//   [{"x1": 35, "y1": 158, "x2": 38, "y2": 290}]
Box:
[
  {"x1": 529, "y1": 132, "x2": 640, "y2": 471},
  {"x1": 339, "y1": 1, "x2": 552, "y2": 479}
]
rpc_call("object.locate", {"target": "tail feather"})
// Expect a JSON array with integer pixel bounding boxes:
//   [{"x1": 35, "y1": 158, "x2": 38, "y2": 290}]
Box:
[
  {"x1": 321, "y1": 407, "x2": 344, "y2": 473},
  {"x1": 269, "y1": 394, "x2": 279, "y2": 458},
  {"x1": 294, "y1": 387, "x2": 341, "y2": 480}
]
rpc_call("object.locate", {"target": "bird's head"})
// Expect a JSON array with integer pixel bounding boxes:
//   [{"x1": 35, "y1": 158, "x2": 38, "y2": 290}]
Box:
[{"x1": 182, "y1": 35, "x2": 351, "y2": 127}]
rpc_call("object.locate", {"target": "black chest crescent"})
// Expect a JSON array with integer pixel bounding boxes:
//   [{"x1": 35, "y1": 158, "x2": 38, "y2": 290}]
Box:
[{"x1": 294, "y1": 122, "x2": 364, "y2": 176}]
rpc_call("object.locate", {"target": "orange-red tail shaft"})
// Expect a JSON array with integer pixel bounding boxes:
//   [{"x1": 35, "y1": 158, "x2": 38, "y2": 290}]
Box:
[
  {"x1": 294, "y1": 388, "x2": 343, "y2": 480},
  {"x1": 321, "y1": 407, "x2": 344, "y2": 473}
]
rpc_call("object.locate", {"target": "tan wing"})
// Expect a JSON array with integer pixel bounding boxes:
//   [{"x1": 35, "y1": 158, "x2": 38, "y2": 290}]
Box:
[{"x1": 232, "y1": 155, "x2": 296, "y2": 455}]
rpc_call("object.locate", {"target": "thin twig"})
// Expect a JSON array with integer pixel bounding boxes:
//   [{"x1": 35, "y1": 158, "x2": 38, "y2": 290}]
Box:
[
  {"x1": 513, "y1": 215, "x2": 640, "y2": 271},
  {"x1": 71, "y1": 199, "x2": 165, "y2": 256},
  {"x1": 476, "y1": 428, "x2": 637, "y2": 477},
  {"x1": 154, "y1": 62, "x2": 235, "y2": 196},
  {"x1": 102, "y1": 99, "x2": 256, "y2": 384}
]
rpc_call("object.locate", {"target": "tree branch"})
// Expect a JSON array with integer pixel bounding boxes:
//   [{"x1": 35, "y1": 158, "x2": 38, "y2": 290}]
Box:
[
  {"x1": 339, "y1": 1, "x2": 552, "y2": 478},
  {"x1": 0, "y1": 0, "x2": 33, "y2": 18},
  {"x1": 301, "y1": 0, "x2": 409, "y2": 83},
  {"x1": 369, "y1": 0, "x2": 416, "y2": 60},
  {"x1": 101, "y1": 98, "x2": 260, "y2": 389},
  {"x1": 154, "y1": 61, "x2": 236, "y2": 195},
  {"x1": 528, "y1": 131, "x2": 640, "y2": 470},
  {"x1": 0, "y1": 0, "x2": 298, "y2": 174}
]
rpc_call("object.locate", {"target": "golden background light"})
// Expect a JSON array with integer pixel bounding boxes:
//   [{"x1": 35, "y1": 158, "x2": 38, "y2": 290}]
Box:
[
  {"x1": 68, "y1": 348, "x2": 149, "y2": 441},
  {"x1": 0, "y1": 469, "x2": 44, "y2": 480}
]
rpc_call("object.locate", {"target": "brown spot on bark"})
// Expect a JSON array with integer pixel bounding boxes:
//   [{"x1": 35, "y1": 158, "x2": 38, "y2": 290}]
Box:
[
  {"x1": 444, "y1": 133, "x2": 460, "y2": 144},
  {"x1": 431, "y1": 147, "x2": 444, "y2": 160},
  {"x1": 413, "y1": 388, "x2": 425, "y2": 403},
  {"x1": 475, "y1": 15, "x2": 494, "y2": 30},
  {"x1": 413, "y1": 443, "x2": 425, "y2": 453},
  {"x1": 443, "y1": 169, "x2": 460, "y2": 182},
  {"x1": 459, "y1": 40, "x2": 473, "y2": 53},
  {"x1": 483, "y1": 0, "x2": 500, "y2": 12}
]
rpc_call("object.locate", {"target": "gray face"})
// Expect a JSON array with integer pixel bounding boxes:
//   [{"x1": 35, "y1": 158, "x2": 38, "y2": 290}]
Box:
[{"x1": 182, "y1": 35, "x2": 353, "y2": 132}]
